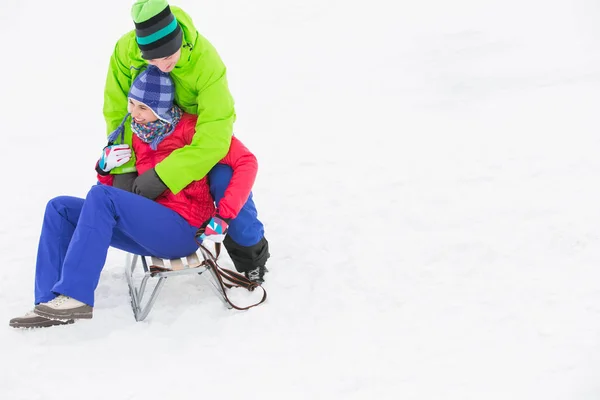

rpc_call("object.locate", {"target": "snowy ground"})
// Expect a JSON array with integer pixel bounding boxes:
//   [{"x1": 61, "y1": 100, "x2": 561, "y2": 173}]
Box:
[{"x1": 2, "y1": 0, "x2": 600, "y2": 399}]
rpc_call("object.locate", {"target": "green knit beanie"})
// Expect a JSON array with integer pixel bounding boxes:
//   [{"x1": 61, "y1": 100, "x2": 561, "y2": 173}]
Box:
[{"x1": 131, "y1": 0, "x2": 182, "y2": 60}]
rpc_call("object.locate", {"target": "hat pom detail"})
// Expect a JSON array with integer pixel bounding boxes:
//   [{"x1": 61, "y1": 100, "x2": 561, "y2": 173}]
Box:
[{"x1": 107, "y1": 113, "x2": 131, "y2": 144}]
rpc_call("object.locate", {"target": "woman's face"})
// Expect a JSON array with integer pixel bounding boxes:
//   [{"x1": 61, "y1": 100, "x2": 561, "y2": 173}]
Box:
[{"x1": 128, "y1": 98, "x2": 159, "y2": 125}]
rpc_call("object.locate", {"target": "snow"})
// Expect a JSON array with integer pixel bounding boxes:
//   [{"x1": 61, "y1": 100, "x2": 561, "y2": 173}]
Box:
[{"x1": 2, "y1": 0, "x2": 600, "y2": 398}]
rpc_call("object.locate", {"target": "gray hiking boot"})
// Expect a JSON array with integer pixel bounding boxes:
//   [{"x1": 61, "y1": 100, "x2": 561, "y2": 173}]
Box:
[
  {"x1": 34, "y1": 295, "x2": 93, "y2": 320},
  {"x1": 9, "y1": 310, "x2": 74, "y2": 329}
]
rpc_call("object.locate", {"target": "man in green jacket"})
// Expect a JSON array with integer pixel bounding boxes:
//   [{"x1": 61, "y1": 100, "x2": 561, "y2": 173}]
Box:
[{"x1": 103, "y1": 0, "x2": 269, "y2": 283}]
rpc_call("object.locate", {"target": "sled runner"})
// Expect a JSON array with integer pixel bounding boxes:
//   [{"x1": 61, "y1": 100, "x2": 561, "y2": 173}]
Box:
[{"x1": 124, "y1": 244, "x2": 266, "y2": 321}]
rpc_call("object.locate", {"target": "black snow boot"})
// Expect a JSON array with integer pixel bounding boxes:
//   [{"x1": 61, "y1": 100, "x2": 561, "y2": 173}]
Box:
[
  {"x1": 245, "y1": 265, "x2": 268, "y2": 284},
  {"x1": 223, "y1": 236, "x2": 270, "y2": 282}
]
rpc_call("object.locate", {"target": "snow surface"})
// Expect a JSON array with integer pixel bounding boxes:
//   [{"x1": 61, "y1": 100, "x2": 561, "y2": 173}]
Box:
[{"x1": 2, "y1": 0, "x2": 600, "y2": 398}]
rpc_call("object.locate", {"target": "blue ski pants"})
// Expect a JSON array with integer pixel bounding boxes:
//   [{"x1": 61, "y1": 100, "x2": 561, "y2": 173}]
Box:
[{"x1": 35, "y1": 185, "x2": 199, "y2": 306}]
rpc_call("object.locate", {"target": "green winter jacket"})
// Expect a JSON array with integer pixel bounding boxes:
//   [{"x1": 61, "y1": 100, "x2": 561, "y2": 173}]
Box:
[{"x1": 103, "y1": 6, "x2": 235, "y2": 194}]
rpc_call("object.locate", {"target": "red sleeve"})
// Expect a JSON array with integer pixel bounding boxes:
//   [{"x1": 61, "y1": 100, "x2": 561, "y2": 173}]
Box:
[
  {"x1": 217, "y1": 137, "x2": 258, "y2": 219},
  {"x1": 96, "y1": 161, "x2": 114, "y2": 186},
  {"x1": 183, "y1": 115, "x2": 197, "y2": 144}
]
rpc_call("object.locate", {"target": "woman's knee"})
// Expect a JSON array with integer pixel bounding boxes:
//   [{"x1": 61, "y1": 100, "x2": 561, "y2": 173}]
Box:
[
  {"x1": 45, "y1": 196, "x2": 84, "y2": 219},
  {"x1": 85, "y1": 184, "x2": 117, "y2": 202}
]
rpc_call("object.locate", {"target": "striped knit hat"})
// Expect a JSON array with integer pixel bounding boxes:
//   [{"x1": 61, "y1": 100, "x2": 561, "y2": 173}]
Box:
[{"x1": 131, "y1": 0, "x2": 183, "y2": 60}]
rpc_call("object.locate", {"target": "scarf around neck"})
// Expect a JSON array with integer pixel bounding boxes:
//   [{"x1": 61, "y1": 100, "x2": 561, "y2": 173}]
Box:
[{"x1": 131, "y1": 105, "x2": 183, "y2": 150}]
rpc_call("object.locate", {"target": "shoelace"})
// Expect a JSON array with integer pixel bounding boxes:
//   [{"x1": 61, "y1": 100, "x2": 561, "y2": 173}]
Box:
[
  {"x1": 48, "y1": 295, "x2": 69, "y2": 307},
  {"x1": 247, "y1": 268, "x2": 261, "y2": 281}
]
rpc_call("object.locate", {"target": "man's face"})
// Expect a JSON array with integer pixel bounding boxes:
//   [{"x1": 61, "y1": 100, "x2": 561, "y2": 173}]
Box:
[{"x1": 148, "y1": 49, "x2": 181, "y2": 73}]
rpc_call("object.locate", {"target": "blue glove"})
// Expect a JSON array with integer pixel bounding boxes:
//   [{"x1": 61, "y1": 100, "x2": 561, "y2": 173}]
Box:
[{"x1": 196, "y1": 215, "x2": 231, "y2": 244}]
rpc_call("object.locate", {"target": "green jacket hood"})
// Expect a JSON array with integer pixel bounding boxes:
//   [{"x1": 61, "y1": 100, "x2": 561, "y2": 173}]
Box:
[{"x1": 172, "y1": 6, "x2": 198, "y2": 60}]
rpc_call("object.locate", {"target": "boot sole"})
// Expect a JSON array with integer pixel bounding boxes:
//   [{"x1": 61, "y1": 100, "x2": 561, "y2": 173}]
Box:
[
  {"x1": 9, "y1": 318, "x2": 74, "y2": 329},
  {"x1": 34, "y1": 308, "x2": 93, "y2": 321}
]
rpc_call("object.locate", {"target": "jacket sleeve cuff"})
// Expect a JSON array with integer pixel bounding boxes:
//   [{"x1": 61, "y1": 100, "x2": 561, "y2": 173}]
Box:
[
  {"x1": 95, "y1": 161, "x2": 110, "y2": 176},
  {"x1": 215, "y1": 212, "x2": 233, "y2": 224}
]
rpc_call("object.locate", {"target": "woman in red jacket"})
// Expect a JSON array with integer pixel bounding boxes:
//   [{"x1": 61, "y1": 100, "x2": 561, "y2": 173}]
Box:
[
  {"x1": 9, "y1": 66, "x2": 259, "y2": 329},
  {"x1": 98, "y1": 106, "x2": 258, "y2": 233}
]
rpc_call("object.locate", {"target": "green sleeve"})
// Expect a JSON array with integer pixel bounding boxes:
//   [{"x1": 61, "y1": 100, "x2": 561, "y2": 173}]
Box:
[
  {"x1": 102, "y1": 35, "x2": 137, "y2": 174},
  {"x1": 155, "y1": 58, "x2": 234, "y2": 194}
]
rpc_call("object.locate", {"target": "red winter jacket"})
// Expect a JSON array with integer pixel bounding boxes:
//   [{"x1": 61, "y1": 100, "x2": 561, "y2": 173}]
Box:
[{"x1": 97, "y1": 113, "x2": 258, "y2": 227}]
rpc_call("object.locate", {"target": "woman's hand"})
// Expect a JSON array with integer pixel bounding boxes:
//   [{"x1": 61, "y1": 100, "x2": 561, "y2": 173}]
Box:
[{"x1": 99, "y1": 144, "x2": 131, "y2": 172}]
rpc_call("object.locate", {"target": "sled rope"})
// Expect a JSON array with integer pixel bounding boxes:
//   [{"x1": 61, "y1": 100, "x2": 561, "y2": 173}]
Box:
[{"x1": 195, "y1": 240, "x2": 267, "y2": 311}]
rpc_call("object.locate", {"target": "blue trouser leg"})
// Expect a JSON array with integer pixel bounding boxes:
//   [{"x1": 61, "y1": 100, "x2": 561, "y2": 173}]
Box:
[
  {"x1": 208, "y1": 164, "x2": 264, "y2": 246},
  {"x1": 34, "y1": 196, "x2": 82, "y2": 304},
  {"x1": 208, "y1": 164, "x2": 269, "y2": 273},
  {"x1": 37, "y1": 185, "x2": 199, "y2": 306}
]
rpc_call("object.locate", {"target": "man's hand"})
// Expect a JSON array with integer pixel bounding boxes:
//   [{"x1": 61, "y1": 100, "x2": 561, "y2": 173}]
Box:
[
  {"x1": 132, "y1": 168, "x2": 168, "y2": 200},
  {"x1": 112, "y1": 172, "x2": 138, "y2": 193},
  {"x1": 196, "y1": 215, "x2": 231, "y2": 244}
]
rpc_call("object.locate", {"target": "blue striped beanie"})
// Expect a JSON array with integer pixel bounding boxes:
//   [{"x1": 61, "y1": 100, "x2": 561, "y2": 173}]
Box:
[{"x1": 131, "y1": 0, "x2": 182, "y2": 60}]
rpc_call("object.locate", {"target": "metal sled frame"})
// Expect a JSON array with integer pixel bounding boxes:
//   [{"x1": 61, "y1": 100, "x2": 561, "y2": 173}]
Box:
[{"x1": 124, "y1": 247, "x2": 232, "y2": 322}]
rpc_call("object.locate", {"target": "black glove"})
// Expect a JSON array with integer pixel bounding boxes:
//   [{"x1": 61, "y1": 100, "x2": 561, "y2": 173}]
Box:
[
  {"x1": 112, "y1": 172, "x2": 138, "y2": 192},
  {"x1": 132, "y1": 168, "x2": 168, "y2": 200}
]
